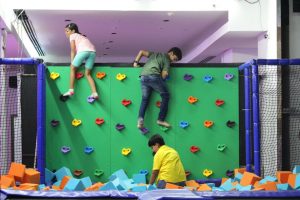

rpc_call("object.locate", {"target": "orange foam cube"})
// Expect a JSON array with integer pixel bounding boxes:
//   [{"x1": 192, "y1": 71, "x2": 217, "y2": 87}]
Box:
[
  {"x1": 22, "y1": 168, "x2": 40, "y2": 184},
  {"x1": 8, "y1": 162, "x2": 26, "y2": 182},
  {"x1": 288, "y1": 173, "x2": 297, "y2": 188},
  {"x1": 165, "y1": 183, "x2": 183, "y2": 189},
  {"x1": 197, "y1": 183, "x2": 212, "y2": 191},
  {"x1": 221, "y1": 178, "x2": 228, "y2": 184},
  {"x1": 185, "y1": 180, "x2": 200, "y2": 188},
  {"x1": 257, "y1": 181, "x2": 277, "y2": 191},
  {"x1": 276, "y1": 171, "x2": 292, "y2": 184},
  {"x1": 240, "y1": 172, "x2": 261, "y2": 186},
  {"x1": 51, "y1": 185, "x2": 62, "y2": 191},
  {"x1": 18, "y1": 183, "x2": 38, "y2": 191},
  {"x1": 59, "y1": 176, "x2": 71, "y2": 189},
  {"x1": 234, "y1": 168, "x2": 246, "y2": 176},
  {"x1": 85, "y1": 182, "x2": 104, "y2": 191},
  {"x1": 0, "y1": 175, "x2": 15, "y2": 189}
]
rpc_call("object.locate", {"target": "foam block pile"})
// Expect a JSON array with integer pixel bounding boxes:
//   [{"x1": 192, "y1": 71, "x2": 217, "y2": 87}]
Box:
[{"x1": 1, "y1": 163, "x2": 300, "y2": 192}]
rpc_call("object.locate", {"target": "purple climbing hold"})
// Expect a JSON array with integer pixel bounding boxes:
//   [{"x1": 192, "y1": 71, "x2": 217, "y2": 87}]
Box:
[
  {"x1": 184, "y1": 74, "x2": 193, "y2": 81},
  {"x1": 226, "y1": 170, "x2": 234, "y2": 177},
  {"x1": 116, "y1": 123, "x2": 125, "y2": 131},
  {"x1": 51, "y1": 119, "x2": 60, "y2": 127},
  {"x1": 224, "y1": 73, "x2": 234, "y2": 80},
  {"x1": 87, "y1": 96, "x2": 96, "y2": 103},
  {"x1": 140, "y1": 127, "x2": 149, "y2": 135},
  {"x1": 61, "y1": 146, "x2": 71, "y2": 154}
]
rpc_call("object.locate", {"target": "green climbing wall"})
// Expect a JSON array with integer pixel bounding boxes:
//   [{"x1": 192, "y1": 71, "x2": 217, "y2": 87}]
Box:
[{"x1": 46, "y1": 65, "x2": 239, "y2": 183}]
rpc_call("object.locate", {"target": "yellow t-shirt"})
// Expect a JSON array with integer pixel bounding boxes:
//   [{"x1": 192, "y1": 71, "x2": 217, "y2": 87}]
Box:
[{"x1": 153, "y1": 145, "x2": 186, "y2": 183}]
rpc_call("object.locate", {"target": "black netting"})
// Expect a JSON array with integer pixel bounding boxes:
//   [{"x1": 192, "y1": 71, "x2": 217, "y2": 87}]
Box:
[{"x1": 0, "y1": 65, "x2": 23, "y2": 174}]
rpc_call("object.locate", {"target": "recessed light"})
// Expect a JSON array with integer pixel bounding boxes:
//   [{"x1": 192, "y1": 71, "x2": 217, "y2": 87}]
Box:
[
  {"x1": 105, "y1": 47, "x2": 110, "y2": 50},
  {"x1": 108, "y1": 41, "x2": 113, "y2": 43},
  {"x1": 111, "y1": 32, "x2": 117, "y2": 34},
  {"x1": 103, "y1": 54, "x2": 107, "y2": 55},
  {"x1": 163, "y1": 19, "x2": 169, "y2": 22},
  {"x1": 64, "y1": 19, "x2": 71, "y2": 22}
]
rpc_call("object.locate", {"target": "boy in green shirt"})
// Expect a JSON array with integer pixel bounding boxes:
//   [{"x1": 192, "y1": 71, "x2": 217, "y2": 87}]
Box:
[
  {"x1": 148, "y1": 134, "x2": 186, "y2": 188},
  {"x1": 133, "y1": 47, "x2": 182, "y2": 129}
]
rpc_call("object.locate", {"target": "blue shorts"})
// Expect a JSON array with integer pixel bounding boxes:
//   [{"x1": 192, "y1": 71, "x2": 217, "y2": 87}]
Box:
[{"x1": 72, "y1": 51, "x2": 96, "y2": 70}]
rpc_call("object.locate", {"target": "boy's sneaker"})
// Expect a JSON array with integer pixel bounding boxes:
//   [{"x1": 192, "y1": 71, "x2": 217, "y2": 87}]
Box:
[
  {"x1": 137, "y1": 119, "x2": 144, "y2": 129},
  {"x1": 157, "y1": 120, "x2": 171, "y2": 128}
]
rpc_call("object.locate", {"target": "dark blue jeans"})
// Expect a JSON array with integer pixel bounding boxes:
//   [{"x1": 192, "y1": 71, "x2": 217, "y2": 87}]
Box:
[
  {"x1": 157, "y1": 180, "x2": 186, "y2": 189},
  {"x1": 138, "y1": 75, "x2": 170, "y2": 121}
]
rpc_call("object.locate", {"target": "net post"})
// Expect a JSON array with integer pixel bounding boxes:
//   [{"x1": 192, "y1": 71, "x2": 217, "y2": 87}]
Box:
[
  {"x1": 252, "y1": 64, "x2": 261, "y2": 176},
  {"x1": 37, "y1": 62, "x2": 46, "y2": 184},
  {"x1": 244, "y1": 65, "x2": 252, "y2": 172}
]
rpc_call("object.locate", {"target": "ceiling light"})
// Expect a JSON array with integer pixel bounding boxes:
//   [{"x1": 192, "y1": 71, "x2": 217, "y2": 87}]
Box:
[
  {"x1": 108, "y1": 41, "x2": 113, "y2": 43},
  {"x1": 64, "y1": 19, "x2": 71, "y2": 22},
  {"x1": 163, "y1": 19, "x2": 169, "y2": 22},
  {"x1": 111, "y1": 32, "x2": 117, "y2": 34}
]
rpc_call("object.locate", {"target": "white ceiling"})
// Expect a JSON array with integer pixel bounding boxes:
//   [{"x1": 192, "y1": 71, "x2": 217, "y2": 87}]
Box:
[{"x1": 2, "y1": 10, "x2": 263, "y2": 63}]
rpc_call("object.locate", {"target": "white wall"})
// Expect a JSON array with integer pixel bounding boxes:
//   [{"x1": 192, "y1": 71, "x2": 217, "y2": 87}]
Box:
[
  {"x1": 289, "y1": 0, "x2": 300, "y2": 58},
  {"x1": 220, "y1": 48, "x2": 257, "y2": 63}
]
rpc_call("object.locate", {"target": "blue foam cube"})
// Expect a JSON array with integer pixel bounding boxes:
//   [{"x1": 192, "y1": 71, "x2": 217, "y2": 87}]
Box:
[
  {"x1": 293, "y1": 166, "x2": 300, "y2": 174},
  {"x1": 99, "y1": 181, "x2": 118, "y2": 191},
  {"x1": 63, "y1": 178, "x2": 85, "y2": 191},
  {"x1": 109, "y1": 169, "x2": 128, "y2": 181},
  {"x1": 45, "y1": 168, "x2": 54, "y2": 186},
  {"x1": 80, "y1": 177, "x2": 92, "y2": 188},
  {"x1": 132, "y1": 173, "x2": 146, "y2": 184},
  {"x1": 54, "y1": 167, "x2": 72, "y2": 181},
  {"x1": 131, "y1": 185, "x2": 147, "y2": 192},
  {"x1": 277, "y1": 183, "x2": 293, "y2": 191}
]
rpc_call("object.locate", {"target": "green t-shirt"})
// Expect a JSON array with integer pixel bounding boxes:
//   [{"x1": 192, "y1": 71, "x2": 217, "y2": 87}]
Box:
[{"x1": 140, "y1": 52, "x2": 170, "y2": 76}]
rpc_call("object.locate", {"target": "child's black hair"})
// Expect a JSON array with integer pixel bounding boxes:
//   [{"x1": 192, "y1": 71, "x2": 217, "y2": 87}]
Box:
[
  {"x1": 168, "y1": 47, "x2": 182, "y2": 61},
  {"x1": 148, "y1": 134, "x2": 165, "y2": 147},
  {"x1": 65, "y1": 23, "x2": 80, "y2": 34}
]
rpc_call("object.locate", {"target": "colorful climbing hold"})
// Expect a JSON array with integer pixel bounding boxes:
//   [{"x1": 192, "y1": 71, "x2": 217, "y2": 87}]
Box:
[
  {"x1": 183, "y1": 74, "x2": 193, "y2": 81},
  {"x1": 95, "y1": 118, "x2": 105, "y2": 125},
  {"x1": 156, "y1": 101, "x2": 161, "y2": 108},
  {"x1": 116, "y1": 123, "x2": 125, "y2": 131},
  {"x1": 203, "y1": 75, "x2": 213, "y2": 82},
  {"x1": 203, "y1": 169, "x2": 213, "y2": 177},
  {"x1": 50, "y1": 72, "x2": 60, "y2": 80},
  {"x1": 84, "y1": 146, "x2": 94, "y2": 154},
  {"x1": 72, "y1": 119, "x2": 82, "y2": 127},
  {"x1": 96, "y1": 72, "x2": 106, "y2": 79},
  {"x1": 73, "y1": 170, "x2": 83, "y2": 177},
  {"x1": 61, "y1": 146, "x2": 71, "y2": 154},
  {"x1": 190, "y1": 146, "x2": 200, "y2": 153},
  {"x1": 51, "y1": 119, "x2": 60, "y2": 127},
  {"x1": 179, "y1": 121, "x2": 189, "y2": 128},
  {"x1": 217, "y1": 144, "x2": 227, "y2": 152},
  {"x1": 188, "y1": 96, "x2": 198, "y2": 104},
  {"x1": 204, "y1": 120, "x2": 214, "y2": 128},
  {"x1": 122, "y1": 148, "x2": 131, "y2": 156},
  {"x1": 226, "y1": 120, "x2": 236, "y2": 128},
  {"x1": 75, "y1": 72, "x2": 84, "y2": 79},
  {"x1": 116, "y1": 73, "x2": 126, "y2": 81},
  {"x1": 94, "y1": 169, "x2": 104, "y2": 177},
  {"x1": 122, "y1": 99, "x2": 132, "y2": 107},
  {"x1": 224, "y1": 73, "x2": 234, "y2": 80},
  {"x1": 215, "y1": 99, "x2": 225, "y2": 106}
]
